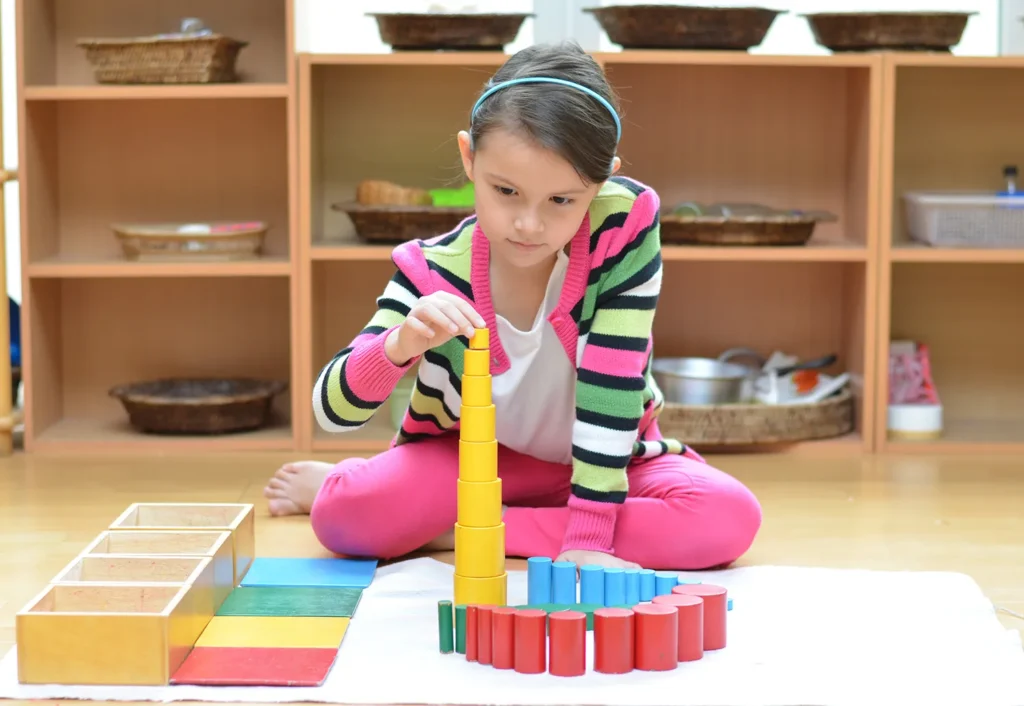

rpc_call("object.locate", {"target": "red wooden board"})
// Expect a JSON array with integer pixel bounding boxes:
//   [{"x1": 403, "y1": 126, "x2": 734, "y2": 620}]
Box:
[{"x1": 170, "y1": 646, "x2": 339, "y2": 686}]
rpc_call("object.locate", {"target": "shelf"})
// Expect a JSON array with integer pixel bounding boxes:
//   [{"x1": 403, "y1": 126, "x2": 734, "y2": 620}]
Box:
[
  {"x1": 303, "y1": 52, "x2": 512, "y2": 67},
  {"x1": 306, "y1": 259, "x2": 872, "y2": 453},
  {"x1": 23, "y1": 276, "x2": 294, "y2": 452},
  {"x1": 890, "y1": 244, "x2": 1024, "y2": 264},
  {"x1": 594, "y1": 50, "x2": 879, "y2": 68},
  {"x1": 22, "y1": 97, "x2": 291, "y2": 264},
  {"x1": 19, "y1": 0, "x2": 290, "y2": 87},
  {"x1": 881, "y1": 263, "x2": 1024, "y2": 453},
  {"x1": 883, "y1": 58, "x2": 1023, "y2": 250},
  {"x1": 303, "y1": 54, "x2": 879, "y2": 261},
  {"x1": 27, "y1": 255, "x2": 292, "y2": 278},
  {"x1": 33, "y1": 418, "x2": 294, "y2": 453},
  {"x1": 23, "y1": 84, "x2": 290, "y2": 101}
]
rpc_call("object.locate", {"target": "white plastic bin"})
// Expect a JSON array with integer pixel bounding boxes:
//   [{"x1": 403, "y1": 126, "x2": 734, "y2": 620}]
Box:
[{"x1": 903, "y1": 191, "x2": 1024, "y2": 248}]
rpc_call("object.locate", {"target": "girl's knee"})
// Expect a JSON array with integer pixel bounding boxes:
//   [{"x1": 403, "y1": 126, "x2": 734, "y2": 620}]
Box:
[
  {"x1": 706, "y1": 472, "x2": 762, "y2": 565},
  {"x1": 308, "y1": 460, "x2": 398, "y2": 558}
]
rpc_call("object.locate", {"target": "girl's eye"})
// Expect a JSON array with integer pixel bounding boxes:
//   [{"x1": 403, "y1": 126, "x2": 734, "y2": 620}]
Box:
[
  {"x1": 494, "y1": 185, "x2": 515, "y2": 196},
  {"x1": 551, "y1": 196, "x2": 573, "y2": 205}
]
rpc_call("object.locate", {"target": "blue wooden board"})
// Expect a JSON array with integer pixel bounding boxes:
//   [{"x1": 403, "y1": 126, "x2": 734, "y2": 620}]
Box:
[{"x1": 240, "y1": 557, "x2": 378, "y2": 588}]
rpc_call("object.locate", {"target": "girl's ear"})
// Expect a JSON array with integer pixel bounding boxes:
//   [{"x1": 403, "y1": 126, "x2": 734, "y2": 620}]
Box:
[
  {"x1": 457, "y1": 130, "x2": 475, "y2": 181},
  {"x1": 610, "y1": 155, "x2": 621, "y2": 176}
]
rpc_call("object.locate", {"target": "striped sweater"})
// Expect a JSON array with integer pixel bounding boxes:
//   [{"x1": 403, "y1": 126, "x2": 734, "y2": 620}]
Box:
[{"x1": 313, "y1": 175, "x2": 686, "y2": 554}]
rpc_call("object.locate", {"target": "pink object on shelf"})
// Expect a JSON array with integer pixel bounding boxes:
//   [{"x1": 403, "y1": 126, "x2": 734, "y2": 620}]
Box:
[{"x1": 889, "y1": 342, "x2": 940, "y2": 406}]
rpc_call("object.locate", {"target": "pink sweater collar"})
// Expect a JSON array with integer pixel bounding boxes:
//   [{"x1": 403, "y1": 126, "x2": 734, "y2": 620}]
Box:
[{"x1": 470, "y1": 216, "x2": 592, "y2": 373}]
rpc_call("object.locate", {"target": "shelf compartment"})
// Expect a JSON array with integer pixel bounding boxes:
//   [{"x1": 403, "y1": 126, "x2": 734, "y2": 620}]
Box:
[
  {"x1": 884, "y1": 59, "x2": 1024, "y2": 251},
  {"x1": 602, "y1": 58, "x2": 879, "y2": 256},
  {"x1": 23, "y1": 276, "x2": 294, "y2": 452},
  {"x1": 302, "y1": 57, "x2": 495, "y2": 250},
  {"x1": 302, "y1": 54, "x2": 878, "y2": 261},
  {"x1": 308, "y1": 260, "x2": 871, "y2": 454},
  {"x1": 23, "y1": 84, "x2": 290, "y2": 101},
  {"x1": 882, "y1": 263, "x2": 1024, "y2": 453},
  {"x1": 18, "y1": 0, "x2": 290, "y2": 88},
  {"x1": 22, "y1": 97, "x2": 291, "y2": 266}
]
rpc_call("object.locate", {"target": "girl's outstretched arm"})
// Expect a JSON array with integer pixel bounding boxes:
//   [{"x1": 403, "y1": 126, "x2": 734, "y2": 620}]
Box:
[
  {"x1": 312, "y1": 268, "x2": 423, "y2": 433},
  {"x1": 563, "y1": 184, "x2": 663, "y2": 555}
]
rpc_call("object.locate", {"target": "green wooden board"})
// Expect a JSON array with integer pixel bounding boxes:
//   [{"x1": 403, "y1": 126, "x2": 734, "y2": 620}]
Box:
[{"x1": 216, "y1": 586, "x2": 362, "y2": 618}]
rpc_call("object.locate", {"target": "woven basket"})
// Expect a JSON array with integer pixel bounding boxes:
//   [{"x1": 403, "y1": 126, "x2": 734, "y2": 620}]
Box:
[
  {"x1": 657, "y1": 388, "x2": 854, "y2": 446},
  {"x1": 584, "y1": 5, "x2": 782, "y2": 50},
  {"x1": 661, "y1": 213, "x2": 818, "y2": 246},
  {"x1": 332, "y1": 203, "x2": 475, "y2": 243},
  {"x1": 802, "y1": 12, "x2": 974, "y2": 52},
  {"x1": 77, "y1": 23, "x2": 248, "y2": 84},
  {"x1": 367, "y1": 12, "x2": 533, "y2": 51},
  {"x1": 110, "y1": 378, "x2": 286, "y2": 435}
]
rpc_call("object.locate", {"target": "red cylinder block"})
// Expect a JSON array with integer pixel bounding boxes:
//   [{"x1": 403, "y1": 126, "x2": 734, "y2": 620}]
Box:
[
  {"x1": 491, "y1": 607, "x2": 516, "y2": 670},
  {"x1": 673, "y1": 584, "x2": 727, "y2": 650},
  {"x1": 466, "y1": 605, "x2": 479, "y2": 661},
  {"x1": 548, "y1": 611, "x2": 586, "y2": 677},
  {"x1": 652, "y1": 593, "x2": 704, "y2": 662},
  {"x1": 594, "y1": 607, "x2": 634, "y2": 674},
  {"x1": 513, "y1": 609, "x2": 547, "y2": 674},
  {"x1": 476, "y1": 606, "x2": 494, "y2": 665},
  {"x1": 633, "y1": 603, "x2": 678, "y2": 671}
]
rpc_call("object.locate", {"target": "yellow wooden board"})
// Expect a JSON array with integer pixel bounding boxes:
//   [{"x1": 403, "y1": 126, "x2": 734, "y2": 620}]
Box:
[{"x1": 195, "y1": 615, "x2": 350, "y2": 649}]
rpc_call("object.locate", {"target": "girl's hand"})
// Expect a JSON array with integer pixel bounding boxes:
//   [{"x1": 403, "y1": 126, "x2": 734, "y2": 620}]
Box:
[
  {"x1": 556, "y1": 549, "x2": 641, "y2": 572},
  {"x1": 385, "y1": 291, "x2": 486, "y2": 365}
]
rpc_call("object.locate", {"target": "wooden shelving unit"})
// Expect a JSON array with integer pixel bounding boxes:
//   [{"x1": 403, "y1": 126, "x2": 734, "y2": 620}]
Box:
[
  {"x1": 876, "y1": 53, "x2": 1024, "y2": 454},
  {"x1": 14, "y1": 0, "x2": 300, "y2": 452},
  {"x1": 14, "y1": 8, "x2": 1022, "y2": 457},
  {"x1": 299, "y1": 50, "x2": 882, "y2": 455}
]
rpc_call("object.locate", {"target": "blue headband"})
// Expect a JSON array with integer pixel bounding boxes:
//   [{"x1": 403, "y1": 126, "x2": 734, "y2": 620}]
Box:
[{"x1": 470, "y1": 76, "x2": 622, "y2": 143}]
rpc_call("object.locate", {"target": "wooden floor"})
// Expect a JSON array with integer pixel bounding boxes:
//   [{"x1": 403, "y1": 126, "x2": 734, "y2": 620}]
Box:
[{"x1": 0, "y1": 449, "x2": 1022, "y2": 697}]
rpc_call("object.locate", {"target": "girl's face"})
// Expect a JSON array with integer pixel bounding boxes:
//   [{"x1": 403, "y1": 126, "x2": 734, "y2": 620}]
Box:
[{"x1": 458, "y1": 127, "x2": 618, "y2": 271}]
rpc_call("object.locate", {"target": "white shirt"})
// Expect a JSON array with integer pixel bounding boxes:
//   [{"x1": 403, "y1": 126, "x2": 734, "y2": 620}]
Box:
[{"x1": 491, "y1": 249, "x2": 577, "y2": 465}]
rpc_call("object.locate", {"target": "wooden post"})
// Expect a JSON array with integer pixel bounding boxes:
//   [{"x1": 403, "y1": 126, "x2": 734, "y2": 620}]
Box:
[{"x1": 0, "y1": 25, "x2": 17, "y2": 456}]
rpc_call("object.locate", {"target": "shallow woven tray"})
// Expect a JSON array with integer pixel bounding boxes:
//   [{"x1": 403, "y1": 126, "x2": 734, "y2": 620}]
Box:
[
  {"x1": 657, "y1": 387, "x2": 854, "y2": 446},
  {"x1": 660, "y1": 213, "x2": 817, "y2": 246},
  {"x1": 802, "y1": 12, "x2": 974, "y2": 52},
  {"x1": 109, "y1": 378, "x2": 286, "y2": 435},
  {"x1": 332, "y1": 203, "x2": 475, "y2": 243},
  {"x1": 584, "y1": 5, "x2": 782, "y2": 50},
  {"x1": 77, "y1": 33, "x2": 247, "y2": 84},
  {"x1": 367, "y1": 13, "x2": 532, "y2": 51},
  {"x1": 112, "y1": 221, "x2": 267, "y2": 261}
]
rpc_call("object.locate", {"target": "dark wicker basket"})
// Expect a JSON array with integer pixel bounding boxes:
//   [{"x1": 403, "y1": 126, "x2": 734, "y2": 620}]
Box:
[
  {"x1": 658, "y1": 387, "x2": 854, "y2": 446},
  {"x1": 332, "y1": 203, "x2": 475, "y2": 243},
  {"x1": 661, "y1": 213, "x2": 818, "y2": 246},
  {"x1": 803, "y1": 12, "x2": 974, "y2": 52},
  {"x1": 367, "y1": 13, "x2": 532, "y2": 51},
  {"x1": 109, "y1": 378, "x2": 286, "y2": 435},
  {"x1": 583, "y1": 5, "x2": 782, "y2": 50}
]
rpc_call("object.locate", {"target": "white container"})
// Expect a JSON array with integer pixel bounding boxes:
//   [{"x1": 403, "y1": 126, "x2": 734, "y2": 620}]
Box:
[{"x1": 903, "y1": 191, "x2": 1024, "y2": 248}]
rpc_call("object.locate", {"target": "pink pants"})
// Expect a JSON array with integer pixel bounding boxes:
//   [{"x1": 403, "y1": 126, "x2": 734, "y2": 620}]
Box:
[{"x1": 310, "y1": 435, "x2": 762, "y2": 570}]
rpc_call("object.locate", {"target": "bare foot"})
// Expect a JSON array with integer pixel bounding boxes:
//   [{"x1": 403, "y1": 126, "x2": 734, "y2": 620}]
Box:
[{"x1": 263, "y1": 461, "x2": 332, "y2": 517}]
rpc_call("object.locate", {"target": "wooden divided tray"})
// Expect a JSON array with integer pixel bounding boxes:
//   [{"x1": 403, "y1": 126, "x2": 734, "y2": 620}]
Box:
[
  {"x1": 109, "y1": 502, "x2": 255, "y2": 585},
  {"x1": 15, "y1": 502, "x2": 255, "y2": 685}
]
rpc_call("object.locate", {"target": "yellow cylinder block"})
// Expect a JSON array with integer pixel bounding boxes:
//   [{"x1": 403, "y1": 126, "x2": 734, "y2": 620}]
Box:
[
  {"x1": 461, "y1": 374, "x2": 492, "y2": 407},
  {"x1": 457, "y1": 478, "x2": 502, "y2": 528},
  {"x1": 460, "y1": 404, "x2": 495, "y2": 443},
  {"x1": 464, "y1": 349, "x2": 489, "y2": 376},
  {"x1": 469, "y1": 328, "x2": 490, "y2": 350},
  {"x1": 459, "y1": 440, "x2": 497, "y2": 482},
  {"x1": 454, "y1": 572, "x2": 507, "y2": 607},
  {"x1": 454, "y1": 523, "x2": 505, "y2": 578}
]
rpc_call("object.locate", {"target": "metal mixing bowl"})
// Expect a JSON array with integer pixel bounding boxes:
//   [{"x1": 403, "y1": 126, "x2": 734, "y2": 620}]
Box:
[{"x1": 652, "y1": 357, "x2": 753, "y2": 405}]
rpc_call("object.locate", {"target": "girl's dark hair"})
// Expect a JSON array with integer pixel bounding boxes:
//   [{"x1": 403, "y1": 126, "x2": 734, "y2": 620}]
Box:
[{"x1": 469, "y1": 41, "x2": 620, "y2": 185}]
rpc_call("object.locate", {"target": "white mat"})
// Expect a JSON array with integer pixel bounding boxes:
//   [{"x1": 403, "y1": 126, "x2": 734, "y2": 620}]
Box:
[{"x1": 2, "y1": 558, "x2": 1023, "y2": 706}]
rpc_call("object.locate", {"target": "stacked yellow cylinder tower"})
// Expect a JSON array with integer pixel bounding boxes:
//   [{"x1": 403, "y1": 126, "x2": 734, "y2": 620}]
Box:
[{"x1": 453, "y1": 328, "x2": 507, "y2": 607}]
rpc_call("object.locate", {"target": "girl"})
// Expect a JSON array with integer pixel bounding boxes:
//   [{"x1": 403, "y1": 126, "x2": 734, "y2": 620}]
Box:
[{"x1": 264, "y1": 41, "x2": 762, "y2": 571}]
